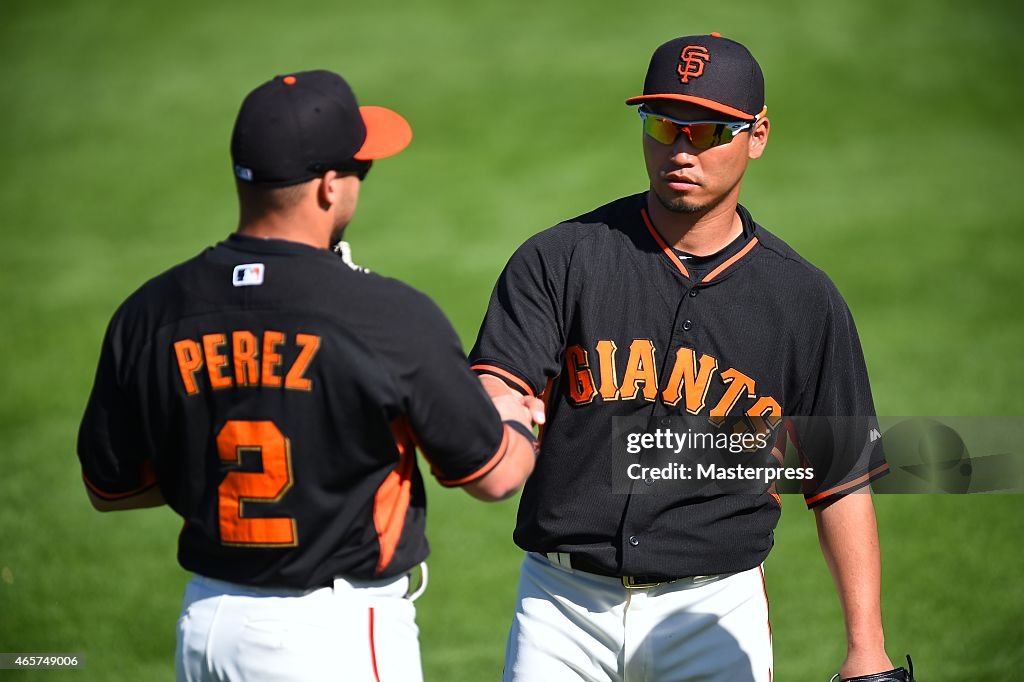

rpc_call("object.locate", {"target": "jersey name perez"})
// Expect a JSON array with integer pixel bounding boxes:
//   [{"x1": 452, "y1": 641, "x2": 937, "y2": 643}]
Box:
[{"x1": 173, "y1": 330, "x2": 321, "y2": 395}]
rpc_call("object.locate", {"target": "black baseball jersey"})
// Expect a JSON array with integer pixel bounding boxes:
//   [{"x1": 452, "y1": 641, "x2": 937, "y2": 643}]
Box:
[
  {"x1": 470, "y1": 192, "x2": 888, "y2": 579},
  {"x1": 78, "y1": 234, "x2": 510, "y2": 589}
]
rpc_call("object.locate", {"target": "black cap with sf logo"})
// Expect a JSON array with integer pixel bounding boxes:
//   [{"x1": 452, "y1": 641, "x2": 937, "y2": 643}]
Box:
[
  {"x1": 625, "y1": 33, "x2": 765, "y2": 121},
  {"x1": 230, "y1": 70, "x2": 412, "y2": 187}
]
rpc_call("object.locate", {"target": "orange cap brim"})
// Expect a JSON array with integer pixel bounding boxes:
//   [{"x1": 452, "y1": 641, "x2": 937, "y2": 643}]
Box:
[
  {"x1": 354, "y1": 106, "x2": 413, "y2": 160},
  {"x1": 625, "y1": 94, "x2": 757, "y2": 120}
]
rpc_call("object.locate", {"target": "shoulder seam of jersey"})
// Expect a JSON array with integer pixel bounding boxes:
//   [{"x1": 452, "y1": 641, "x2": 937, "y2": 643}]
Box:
[
  {"x1": 529, "y1": 193, "x2": 648, "y2": 256},
  {"x1": 751, "y1": 229, "x2": 834, "y2": 278}
]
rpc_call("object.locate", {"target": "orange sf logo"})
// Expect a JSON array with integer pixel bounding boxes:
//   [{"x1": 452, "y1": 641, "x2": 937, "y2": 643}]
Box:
[{"x1": 677, "y1": 45, "x2": 711, "y2": 83}]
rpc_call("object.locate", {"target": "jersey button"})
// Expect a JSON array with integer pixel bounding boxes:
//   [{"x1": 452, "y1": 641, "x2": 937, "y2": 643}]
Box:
[
  {"x1": 689, "y1": 289, "x2": 699, "y2": 297},
  {"x1": 682, "y1": 319, "x2": 693, "y2": 331},
  {"x1": 644, "y1": 476, "x2": 654, "y2": 486},
  {"x1": 628, "y1": 535, "x2": 640, "y2": 547}
]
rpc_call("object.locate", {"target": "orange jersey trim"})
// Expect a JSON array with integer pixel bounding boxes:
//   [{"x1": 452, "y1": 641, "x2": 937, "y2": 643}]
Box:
[
  {"x1": 783, "y1": 419, "x2": 816, "y2": 495},
  {"x1": 641, "y1": 208, "x2": 690, "y2": 278},
  {"x1": 804, "y1": 463, "x2": 891, "y2": 507},
  {"x1": 471, "y1": 364, "x2": 535, "y2": 397},
  {"x1": 435, "y1": 425, "x2": 510, "y2": 487},
  {"x1": 701, "y1": 237, "x2": 759, "y2": 283},
  {"x1": 767, "y1": 444, "x2": 784, "y2": 507},
  {"x1": 375, "y1": 419, "x2": 417, "y2": 574},
  {"x1": 82, "y1": 460, "x2": 157, "y2": 500},
  {"x1": 538, "y1": 377, "x2": 555, "y2": 448}
]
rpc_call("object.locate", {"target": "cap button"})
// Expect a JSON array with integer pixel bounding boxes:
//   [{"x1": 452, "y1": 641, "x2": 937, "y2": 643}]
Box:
[
  {"x1": 282, "y1": 75, "x2": 297, "y2": 86},
  {"x1": 710, "y1": 32, "x2": 721, "y2": 38}
]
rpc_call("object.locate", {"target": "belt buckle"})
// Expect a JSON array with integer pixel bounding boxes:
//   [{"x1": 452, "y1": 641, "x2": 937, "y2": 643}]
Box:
[{"x1": 621, "y1": 575, "x2": 662, "y2": 589}]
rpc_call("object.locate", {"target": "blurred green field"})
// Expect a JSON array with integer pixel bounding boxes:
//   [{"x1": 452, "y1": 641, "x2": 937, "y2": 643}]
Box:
[{"x1": 2, "y1": 0, "x2": 1023, "y2": 680}]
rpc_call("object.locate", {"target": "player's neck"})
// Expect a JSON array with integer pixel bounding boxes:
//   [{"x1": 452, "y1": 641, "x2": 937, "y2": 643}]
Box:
[
  {"x1": 645, "y1": 192, "x2": 743, "y2": 256},
  {"x1": 237, "y1": 211, "x2": 332, "y2": 250}
]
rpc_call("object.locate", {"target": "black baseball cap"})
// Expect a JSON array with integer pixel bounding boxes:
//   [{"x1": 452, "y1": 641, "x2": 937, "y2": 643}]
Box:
[
  {"x1": 231, "y1": 70, "x2": 412, "y2": 186},
  {"x1": 625, "y1": 33, "x2": 765, "y2": 120}
]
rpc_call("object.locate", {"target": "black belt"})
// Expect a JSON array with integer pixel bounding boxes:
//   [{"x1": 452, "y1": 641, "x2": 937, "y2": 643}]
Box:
[
  {"x1": 569, "y1": 554, "x2": 668, "y2": 585},
  {"x1": 544, "y1": 552, "x2": 718, "y2": 589}
]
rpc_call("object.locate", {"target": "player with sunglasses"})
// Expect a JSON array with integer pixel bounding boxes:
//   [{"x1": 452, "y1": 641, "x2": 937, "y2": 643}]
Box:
[
  {"x1": 637, "y1": 103, "x2": 759, "y2": 149},
  {"x1": 471, "y1": 34, "x2": 914, "y2": 681}
]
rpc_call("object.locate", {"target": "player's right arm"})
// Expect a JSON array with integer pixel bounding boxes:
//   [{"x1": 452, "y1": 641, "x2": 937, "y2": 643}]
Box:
[
  {"x1": 77, "y1": 304, "x2": 166, "y2": 512},
  {"x1": 381, "y1": 284, "x2": 541, "y2": 502}
]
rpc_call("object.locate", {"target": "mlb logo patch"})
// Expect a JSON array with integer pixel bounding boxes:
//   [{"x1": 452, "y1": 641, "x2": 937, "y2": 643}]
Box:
[
  {"x1": 232, "y1": 263, "x2": 265, "y2": 287},
  {"x1": 234, "y1": 164, "x2": 254, "y2": 181}
]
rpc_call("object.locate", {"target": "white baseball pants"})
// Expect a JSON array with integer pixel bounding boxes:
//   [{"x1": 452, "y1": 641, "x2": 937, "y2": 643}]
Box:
[
  {"x1": 503, "y1": 552, "x2": 773, "y2": 682},
  {"x1": 176, "y1": 570, "x2": 424, "y2": 682}
]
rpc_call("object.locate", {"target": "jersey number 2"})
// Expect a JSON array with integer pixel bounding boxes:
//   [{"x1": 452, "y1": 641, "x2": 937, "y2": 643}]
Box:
[{"x1": 216, "y1": 420, "x2": 297, "y2": 547}]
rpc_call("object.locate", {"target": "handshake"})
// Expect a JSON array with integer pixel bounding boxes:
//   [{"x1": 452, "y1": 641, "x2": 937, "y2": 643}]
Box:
[
  {"x1": 480, "y1": 374, "x2": 546, "y2": 432},
  {"x1": 462, "y1": 375, "x2": 547, "y2": 501}
]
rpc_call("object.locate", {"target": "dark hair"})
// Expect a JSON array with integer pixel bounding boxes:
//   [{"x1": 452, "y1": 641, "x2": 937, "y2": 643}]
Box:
[{"x1": 234, "y1": 179, "x2": 309, "y2": 215}]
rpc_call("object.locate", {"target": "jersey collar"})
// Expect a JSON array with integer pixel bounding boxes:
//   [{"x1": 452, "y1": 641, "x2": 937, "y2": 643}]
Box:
[
  {"x1": 640, "y1": 202, "x2": 760, "y2": 284},
  {"x1": 222, "y1": 233, "x2": 339, "y2": 259}
]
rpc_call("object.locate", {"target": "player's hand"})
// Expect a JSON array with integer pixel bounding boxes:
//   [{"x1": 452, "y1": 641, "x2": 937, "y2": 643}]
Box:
[
  {"x1": 479, "y1": 375, "x2": 546, "y2": 426},
  {"x1": 521, "y1": 395, "x2": 545, "y2": 426},
  {"x1": 490, "y1": 392, "x2": 545, "y2": 428}
]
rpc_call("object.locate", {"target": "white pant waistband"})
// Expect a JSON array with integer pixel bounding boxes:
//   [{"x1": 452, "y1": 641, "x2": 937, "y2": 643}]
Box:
[{"x1": 192, "y1": 562, "x2": 428, "y2": 601}]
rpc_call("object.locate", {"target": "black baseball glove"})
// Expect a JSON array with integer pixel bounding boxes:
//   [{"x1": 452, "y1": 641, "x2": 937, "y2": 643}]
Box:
[{"x1": 831, "y1": 655, "x2": 915, "y2": 681}]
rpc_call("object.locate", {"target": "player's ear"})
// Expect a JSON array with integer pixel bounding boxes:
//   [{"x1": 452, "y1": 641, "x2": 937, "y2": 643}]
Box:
[
  {"x1": 317, "y1": 170, "x2": 341, "y2": 209},
  {"x1": 747, "y1": 117, "x2": 769, "y2": 160}
]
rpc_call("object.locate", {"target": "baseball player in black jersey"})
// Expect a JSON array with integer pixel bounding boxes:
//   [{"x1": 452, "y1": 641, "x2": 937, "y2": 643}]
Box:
[
  {"x1": 77, "y1": 70, "x2": 543, "y2": 682},
  {"x1": 471, "y1": 35, "x2": 914, "y2": 681}
]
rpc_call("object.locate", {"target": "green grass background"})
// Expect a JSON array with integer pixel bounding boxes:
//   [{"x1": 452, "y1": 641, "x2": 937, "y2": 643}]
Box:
[{"x1": 2, "y1": 0, "x2": 1023, "y2": 679}]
